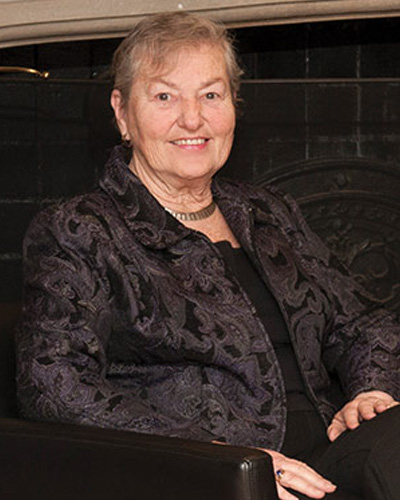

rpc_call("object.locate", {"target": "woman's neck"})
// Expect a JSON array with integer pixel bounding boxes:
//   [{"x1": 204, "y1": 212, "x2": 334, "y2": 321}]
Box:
[
  {"x1": 128, "y1": 156, "x2": 240, "y2": 248},
  {"x1": 129, "y1": 158, "x2": 214, "y2": 213}
]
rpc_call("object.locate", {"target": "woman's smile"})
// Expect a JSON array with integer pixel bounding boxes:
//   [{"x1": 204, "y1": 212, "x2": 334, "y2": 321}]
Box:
[{"x1": 170, "y1": 137, "x2": 209, "y2": 149}]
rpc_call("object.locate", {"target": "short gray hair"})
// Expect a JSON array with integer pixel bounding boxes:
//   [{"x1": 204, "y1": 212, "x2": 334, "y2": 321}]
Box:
[{"x1": 111, "y1": 11, "x2": 243, "y2": 106}]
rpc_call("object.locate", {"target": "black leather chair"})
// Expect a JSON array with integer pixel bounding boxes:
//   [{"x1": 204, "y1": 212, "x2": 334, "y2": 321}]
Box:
[{"x1": 0, "y1": 302, "x2": 278, "y2": 500}]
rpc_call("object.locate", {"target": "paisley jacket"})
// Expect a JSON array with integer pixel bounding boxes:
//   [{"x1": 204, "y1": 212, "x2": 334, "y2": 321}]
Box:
[{"x1": 16, "y1": 146, "x2": 400, "y2": 451}]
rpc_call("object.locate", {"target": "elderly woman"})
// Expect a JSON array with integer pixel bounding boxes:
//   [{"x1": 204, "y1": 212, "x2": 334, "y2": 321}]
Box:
[{"x1": 17, "y1": 11, "x2": 399, "y2": 500}]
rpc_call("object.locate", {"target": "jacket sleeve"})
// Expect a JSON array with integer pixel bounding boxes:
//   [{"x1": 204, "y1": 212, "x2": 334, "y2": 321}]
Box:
[
  {"x1": 275, "y1": 188, "x2": 400, "y2": 402},
  {"x1": 16, "y1": 207, "x2": 211, "y2": 440}
]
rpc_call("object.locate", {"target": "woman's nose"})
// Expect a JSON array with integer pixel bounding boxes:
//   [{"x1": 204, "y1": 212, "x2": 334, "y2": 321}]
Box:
[{"x1": 177, "y1": 98, "x2": 203, "y2": 130}]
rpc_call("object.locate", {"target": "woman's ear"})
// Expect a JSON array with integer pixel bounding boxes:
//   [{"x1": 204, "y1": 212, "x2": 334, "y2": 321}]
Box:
[{"x1": 110, "y1": 89, "x2": 129, "y2": 139}]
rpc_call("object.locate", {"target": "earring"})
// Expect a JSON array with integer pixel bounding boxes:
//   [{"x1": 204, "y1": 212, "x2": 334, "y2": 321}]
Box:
[{"x1": 121, "y1": 133, "x2": 132, "y2": 148}]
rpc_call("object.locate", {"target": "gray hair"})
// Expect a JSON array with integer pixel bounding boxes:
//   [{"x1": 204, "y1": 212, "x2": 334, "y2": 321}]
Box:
[{"x1": 111, "y1": 11, "x2": 243, "y2": 106}]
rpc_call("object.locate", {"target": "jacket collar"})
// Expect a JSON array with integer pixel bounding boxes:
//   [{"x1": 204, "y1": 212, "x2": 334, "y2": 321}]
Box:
[
  {"x1": 213, "y1": 176, "x2": 281, "y2": 254},
  {"x1": 98, "y1": 146, "x2": 192, "y2": 249},
  {"x1": 99, "y1": 146, "x2": 276, "y2": 251}
]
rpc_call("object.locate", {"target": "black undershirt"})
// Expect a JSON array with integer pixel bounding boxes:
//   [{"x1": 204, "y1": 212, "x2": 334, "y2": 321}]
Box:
[{"x1": 215, "y1": 241, "x2": 328, "y2": 457}]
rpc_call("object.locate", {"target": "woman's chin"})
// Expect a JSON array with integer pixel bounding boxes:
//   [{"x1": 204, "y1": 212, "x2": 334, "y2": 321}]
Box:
[{"x1": 172, "y1": 164, "x2": 221, "y2": 183}]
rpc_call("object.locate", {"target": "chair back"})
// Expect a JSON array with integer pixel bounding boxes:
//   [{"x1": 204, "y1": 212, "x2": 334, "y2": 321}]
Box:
[{"x1": 0, "y1": 303, "x2": 20, "y2": 417}]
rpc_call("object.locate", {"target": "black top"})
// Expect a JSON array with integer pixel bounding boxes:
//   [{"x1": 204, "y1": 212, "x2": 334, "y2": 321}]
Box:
[{"x1": 215, "y1": 241, "x2": 328, "y2": 456}]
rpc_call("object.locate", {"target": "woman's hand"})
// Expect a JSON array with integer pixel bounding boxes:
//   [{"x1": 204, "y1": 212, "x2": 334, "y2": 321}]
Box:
[
  {"x1": 327, "y1": 390, "x2": 399, "y2": 442},
  {"x1": 264, "y1": 449, "x2": 337, "y2": 500},
  {"x1": 212, "y1": 441, "x2": 336, "y2": 499}
]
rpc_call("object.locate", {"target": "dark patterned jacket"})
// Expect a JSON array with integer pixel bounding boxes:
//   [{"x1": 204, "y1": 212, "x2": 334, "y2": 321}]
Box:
[{"x1": 16, "y1": 146, "x2": 400, "y2": 451}]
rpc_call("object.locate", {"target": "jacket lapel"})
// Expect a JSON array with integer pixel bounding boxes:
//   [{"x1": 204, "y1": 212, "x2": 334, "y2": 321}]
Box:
[{"x1": 98, "y1": 146, "x2": 191, "y2": 250}]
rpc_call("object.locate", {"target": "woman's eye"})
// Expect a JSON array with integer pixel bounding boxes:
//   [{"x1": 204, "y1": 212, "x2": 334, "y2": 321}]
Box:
[
  {"x1": 156, "y1": 93, "x2": 170, "y2": 102},
  {"x1": 205, "y1": 92, "x2": 218, "y2": 100}
]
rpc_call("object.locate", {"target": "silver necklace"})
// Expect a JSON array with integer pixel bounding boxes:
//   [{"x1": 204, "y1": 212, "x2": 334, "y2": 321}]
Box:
[{"x1": 164, "y1": 200, "x2": 216, "y2": 221}]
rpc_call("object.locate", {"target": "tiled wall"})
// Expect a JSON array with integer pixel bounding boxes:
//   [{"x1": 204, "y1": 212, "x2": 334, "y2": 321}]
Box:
[
  {"x1": 1, "y1": 17, "x2": 400, "y2": 302},
  {"x1": 225, "y1": 18, "x2": 400, "y2": 180}
]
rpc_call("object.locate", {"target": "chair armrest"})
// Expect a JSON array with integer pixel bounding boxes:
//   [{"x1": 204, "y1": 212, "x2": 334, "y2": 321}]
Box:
[{"x1": 0, "y1": 417, "x2": 278, "y2": 500}]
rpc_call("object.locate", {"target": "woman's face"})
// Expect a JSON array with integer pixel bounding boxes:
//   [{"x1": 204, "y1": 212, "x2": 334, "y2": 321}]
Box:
[{"x1": 111, "y1": 44, "x2": 236, "y2": 187}]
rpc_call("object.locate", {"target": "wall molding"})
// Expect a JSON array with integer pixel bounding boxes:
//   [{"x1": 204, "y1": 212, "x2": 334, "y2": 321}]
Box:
[{"x1": 1, "y1": 0, "x2": 400, "y2": 48}]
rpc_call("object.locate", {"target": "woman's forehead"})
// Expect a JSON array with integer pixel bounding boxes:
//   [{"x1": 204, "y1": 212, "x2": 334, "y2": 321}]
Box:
[{"x1": 135, "y1": 44, "x2": 227, "y2": 83}]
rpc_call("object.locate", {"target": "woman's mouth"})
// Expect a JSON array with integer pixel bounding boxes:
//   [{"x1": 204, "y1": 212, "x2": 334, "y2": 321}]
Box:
[{"x1": 171, "y1": 138, "x2": 209, "y2": 147}]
